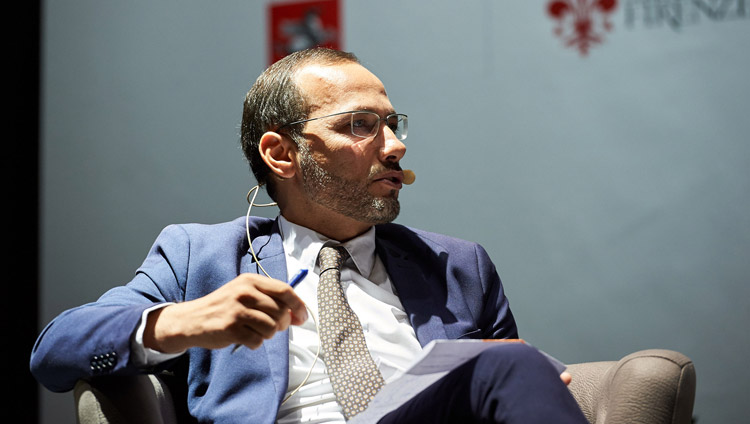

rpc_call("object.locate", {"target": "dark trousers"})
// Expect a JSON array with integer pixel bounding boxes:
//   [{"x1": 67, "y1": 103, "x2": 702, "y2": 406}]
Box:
[{"x1": 377, "y1": 343, "x2": 588, "y2": 424}]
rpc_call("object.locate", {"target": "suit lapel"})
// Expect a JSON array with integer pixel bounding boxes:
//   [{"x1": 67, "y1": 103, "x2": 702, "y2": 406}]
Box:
[
  {"x1": 246, "y1": 218, "x2": 287, "y2": 280},
  {"x1": 244, "y1": 218, "x2": 290, "y2": 404},
  {"x1": 376, "y1": 236, "x2": 448, "y2": 346}
]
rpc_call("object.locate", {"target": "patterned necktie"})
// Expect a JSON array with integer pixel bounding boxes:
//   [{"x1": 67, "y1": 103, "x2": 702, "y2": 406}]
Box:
[{"x1": 317, "y1": 245, "x2": 385, "y2": 419}]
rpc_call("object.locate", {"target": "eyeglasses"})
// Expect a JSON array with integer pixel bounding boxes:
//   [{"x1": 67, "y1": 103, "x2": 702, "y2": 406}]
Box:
[{"x1": 279, "y1": 110, "x2": 408, "y2": 141}]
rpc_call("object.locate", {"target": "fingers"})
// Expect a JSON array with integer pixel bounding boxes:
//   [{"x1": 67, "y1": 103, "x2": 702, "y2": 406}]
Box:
[
  {"x1": 225, "y1": 273, "x2": 308, "y2": 350},
  {"x1": 560, "y1": 371, "x2": 572, "y2": 386},
  {"x1": 235, "y1": 274, "x2": 308, "y2": 327},
  {"x1": 231, "y1": 327, "x2": 266, "y2": 350}
]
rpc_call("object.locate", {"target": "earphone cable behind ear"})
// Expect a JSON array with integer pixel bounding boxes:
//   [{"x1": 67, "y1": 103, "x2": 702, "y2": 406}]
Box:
[{"x1": 246, "y1": 185, "x2": 278, "y2": 279}]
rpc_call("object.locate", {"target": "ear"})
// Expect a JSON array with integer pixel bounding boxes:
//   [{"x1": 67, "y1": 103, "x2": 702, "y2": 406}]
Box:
[{"x1": 258, "y1": 131, "x2": 297, "y2": 179}]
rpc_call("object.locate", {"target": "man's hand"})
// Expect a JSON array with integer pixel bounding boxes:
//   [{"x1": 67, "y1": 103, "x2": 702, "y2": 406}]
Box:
[{"x1": 143, "y1": 273, "x2": 308, "y2": 353}]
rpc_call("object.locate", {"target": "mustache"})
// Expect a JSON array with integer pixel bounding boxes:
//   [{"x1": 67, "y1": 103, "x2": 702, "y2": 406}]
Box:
[{"x1": 368, "y1": 162, "x2": 402, "y2": 178}]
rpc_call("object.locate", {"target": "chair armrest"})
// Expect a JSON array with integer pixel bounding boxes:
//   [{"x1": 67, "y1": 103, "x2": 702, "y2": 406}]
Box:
[
  {"x1": 566, "y1": 349, "x2": 696, "y2": 424},
  {"x1": 74, "y1": 374, "x2": 178, "y2": 424}
]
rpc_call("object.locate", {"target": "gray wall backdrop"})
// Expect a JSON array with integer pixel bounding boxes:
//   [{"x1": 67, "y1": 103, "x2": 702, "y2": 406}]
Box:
[{"x1": 39, "y1": 1, "x2": 749, "y2": 422}]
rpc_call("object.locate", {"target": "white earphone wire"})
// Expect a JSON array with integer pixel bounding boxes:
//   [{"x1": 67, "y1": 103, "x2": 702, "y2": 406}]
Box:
[{"x1": 244, "y1": 185, "x2": 322, "y2": 405}]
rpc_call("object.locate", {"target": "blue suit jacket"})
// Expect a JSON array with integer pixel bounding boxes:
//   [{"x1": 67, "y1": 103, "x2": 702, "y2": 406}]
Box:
[{"x1": 31, "y1": 216, "x2": 518, "y2": 423}]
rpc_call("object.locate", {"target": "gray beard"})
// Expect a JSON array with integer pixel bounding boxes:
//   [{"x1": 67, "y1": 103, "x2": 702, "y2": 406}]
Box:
[{"x1": 297, "y1": 143, "x2": 400, "y2": 225}]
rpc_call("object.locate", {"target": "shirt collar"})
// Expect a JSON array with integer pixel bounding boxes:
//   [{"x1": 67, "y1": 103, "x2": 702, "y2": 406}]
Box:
[{"x1": 278, "y1": 215, "x2": 377, "y2": 278}]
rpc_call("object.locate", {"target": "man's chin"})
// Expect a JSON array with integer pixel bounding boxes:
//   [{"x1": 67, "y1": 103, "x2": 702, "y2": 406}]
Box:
[{"x1": 366, "y1": 197, "x2": 400, "y2": 224}]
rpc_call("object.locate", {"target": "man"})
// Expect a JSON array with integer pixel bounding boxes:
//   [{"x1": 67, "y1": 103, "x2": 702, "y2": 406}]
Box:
[{"x1": 31, "y1": 48, "x2": 586, "y2": 423}]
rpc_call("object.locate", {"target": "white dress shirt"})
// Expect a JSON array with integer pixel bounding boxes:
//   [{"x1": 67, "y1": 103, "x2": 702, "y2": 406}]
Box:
[{"x1": 275, "y1": 216, "x2": 423, "y2": 423}]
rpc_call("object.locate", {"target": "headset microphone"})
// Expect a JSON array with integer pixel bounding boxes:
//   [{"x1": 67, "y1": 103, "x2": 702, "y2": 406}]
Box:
[{"x1": 403, "y1": 169, "x2": 416, "y2": 185}]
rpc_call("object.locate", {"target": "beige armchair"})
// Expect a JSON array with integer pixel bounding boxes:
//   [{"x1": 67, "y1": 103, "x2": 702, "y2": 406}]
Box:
[
  {"x1": 566, "y1": 349, "x2": 696, "y2": 423},
  {"x1": 74, "y1": 348, "x2": 695, "y2": 424}
]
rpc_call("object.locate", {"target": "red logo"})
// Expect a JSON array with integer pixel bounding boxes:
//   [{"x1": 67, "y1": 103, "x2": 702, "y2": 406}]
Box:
[
  {"x1": 547, "y1": 0, "x2": 618, "y2": 56},
  {"x1": 268, "y1": 0, "x2": 342, "y2": 65}
]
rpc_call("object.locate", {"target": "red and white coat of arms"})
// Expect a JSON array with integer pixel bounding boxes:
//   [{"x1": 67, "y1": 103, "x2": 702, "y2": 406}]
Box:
[{"x1": 547, "y1": 0, "x2": 618, "y2": 55}]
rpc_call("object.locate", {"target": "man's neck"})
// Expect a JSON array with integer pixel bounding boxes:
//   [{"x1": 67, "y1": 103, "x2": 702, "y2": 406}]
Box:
[
  {"x1": 274, "y1": 183, "x2": 374, "y2": 241},
  {"x1": 279, "y1": 210, "x2": 373, "y2": 242}
]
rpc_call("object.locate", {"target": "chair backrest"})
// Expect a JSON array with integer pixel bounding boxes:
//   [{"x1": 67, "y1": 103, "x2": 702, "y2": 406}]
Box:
[{"x1": 75, "y1": 374, "x2": 178, "y2": 424}]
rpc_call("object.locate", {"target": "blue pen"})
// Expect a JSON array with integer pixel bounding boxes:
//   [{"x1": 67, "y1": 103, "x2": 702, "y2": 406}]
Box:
[
  {"x1": 231, "y1": 269, "x2": 308, "y2": 353},
  {"x1": 287, "y1": 268, "x2": 308, "y2": 288}
]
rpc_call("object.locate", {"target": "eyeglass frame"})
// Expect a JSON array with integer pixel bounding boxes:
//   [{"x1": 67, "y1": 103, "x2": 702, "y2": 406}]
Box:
[{"x1": 276, "y1": 110, "x2": 408, "y2": 141}]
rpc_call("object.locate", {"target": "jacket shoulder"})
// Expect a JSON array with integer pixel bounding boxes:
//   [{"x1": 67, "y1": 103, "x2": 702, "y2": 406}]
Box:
[
  {"x1": 375, "y1": 222, "x2": 481, "y2": 253},
  {"x1": 157, "y1": 216, "x2": 274, "y2": 248}
]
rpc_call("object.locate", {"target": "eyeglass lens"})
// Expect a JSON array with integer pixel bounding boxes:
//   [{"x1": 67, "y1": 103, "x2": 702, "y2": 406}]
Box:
[{"x1": 350, "y1": 112, "x2": 407, "y2": 141}]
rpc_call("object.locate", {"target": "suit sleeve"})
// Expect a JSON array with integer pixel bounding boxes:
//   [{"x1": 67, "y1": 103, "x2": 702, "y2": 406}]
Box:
[
  {"x1": 475, "y1": 244, "x2": 519, "y2": 340},
  {"x1": 29, "y1": 224, "x2": 191, "y2": 393}
]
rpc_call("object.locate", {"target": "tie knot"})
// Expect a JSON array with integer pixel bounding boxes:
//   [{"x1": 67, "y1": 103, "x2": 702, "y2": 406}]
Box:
[{"x1": 318, "y1": 245, "x2": 348, "y2": 273}]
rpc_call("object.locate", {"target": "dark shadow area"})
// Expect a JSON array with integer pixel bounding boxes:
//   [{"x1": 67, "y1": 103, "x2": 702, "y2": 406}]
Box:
[{"x1": 8, "y1": 1, "x2": 40, "y2": 423}]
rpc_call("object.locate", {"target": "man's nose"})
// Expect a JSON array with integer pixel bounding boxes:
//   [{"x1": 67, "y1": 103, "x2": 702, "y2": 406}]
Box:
[{"x1": 380, "y1": 125, "x2": 406, "y2": 163}]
